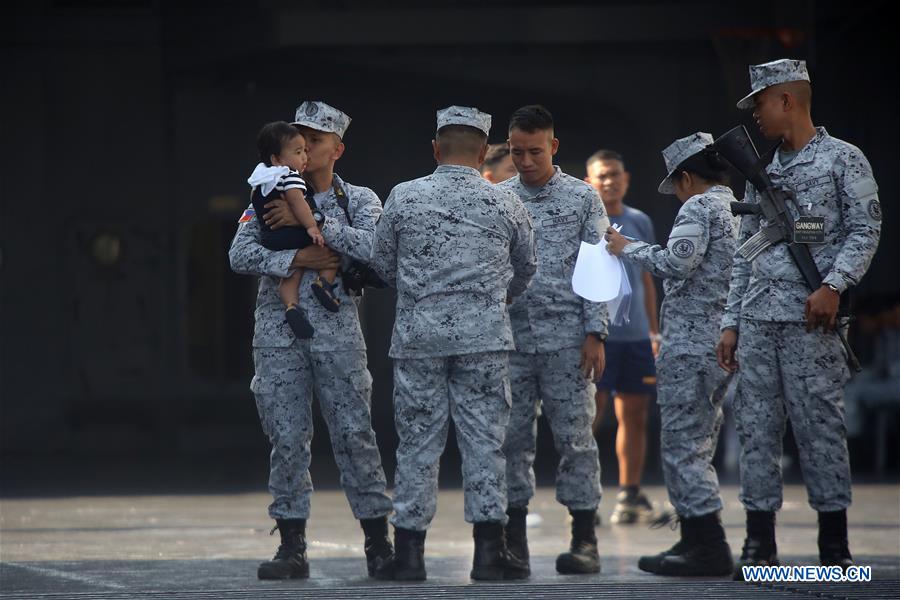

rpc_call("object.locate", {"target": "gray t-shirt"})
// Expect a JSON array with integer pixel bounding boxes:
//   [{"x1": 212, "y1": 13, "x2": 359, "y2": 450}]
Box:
[
  {"x1": 608, "y1": 205, "x2": 656, "y2": 342},
  {"x1": 523, "y1": 183, "x2": 543, "y2": 197},
  {"x1": 778, "y1": 147, "x2": 801, "y2": 166}
]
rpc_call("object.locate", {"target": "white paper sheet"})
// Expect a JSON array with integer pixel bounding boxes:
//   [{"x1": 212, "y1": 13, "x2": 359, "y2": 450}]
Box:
[
  {"x1": 571, "y1": 240, "x2": 623, "y2": 302},
  {"x1": 606, "y1": 259, "x2": 633, "y2": 325}
]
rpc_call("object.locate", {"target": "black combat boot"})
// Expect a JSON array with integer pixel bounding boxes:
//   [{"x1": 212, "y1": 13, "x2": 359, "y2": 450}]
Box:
[
  {"x1": 470, "y1": 521, "x2": 530, "y2": 581},
  {"x1": 374, "y1": 527, "x2": 426, "y2": 581},
  {"x1": 360, "y1": 516, "x2": 394, "y2": 577},
  {"x1": 638, "y1": 512, "x2": 733, "y2": 576},
  {"x1": 733, "y1": 510, "x2": 779, "y2": 581},
  {"x1": 257, "y1": 518, "x2": 309, "y2": 580},
  {"x1": 818, "y1": 509, "x2": 853, "y2": 570},
  {"x1": 505, "y1": 506, "x2": 530, "y2": 574},
  {"x1": 556, "y1": 509, "x2": 601, "y2": 574},
  {"x1": 638, "y1": 516, "x2": 689, "y2": 574}
]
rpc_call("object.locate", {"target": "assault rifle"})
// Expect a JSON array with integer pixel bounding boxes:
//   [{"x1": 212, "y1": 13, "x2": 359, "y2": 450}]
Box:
[{"x1": 712, "y1": 125, "x2": 860, "y2": 371}]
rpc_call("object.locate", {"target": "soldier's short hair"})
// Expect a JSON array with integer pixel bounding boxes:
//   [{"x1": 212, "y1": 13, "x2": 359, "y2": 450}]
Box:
[
  {"x1": 781, "y1": 79, "x2": 813, "y2": 110},
  {"x1": 436, "y1": 124, "x2": 488, "y2": 156},
  {"x1": 586, "y1": 149, "x2": 625, "y2": 170},
  {"x1": 483, "y1": 144, "x2": 510, "y2": 169},
  {"x1": 508, "y1": 104, "x2": 554, "y2": 133},
  {"x1": 257, "y1": 121, "x2": 305, "y2": 166}
]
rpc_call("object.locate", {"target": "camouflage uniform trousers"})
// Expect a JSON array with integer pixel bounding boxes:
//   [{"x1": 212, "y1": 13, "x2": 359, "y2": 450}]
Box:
[
  {"x1": 251, "y1": 342, "x2": 393, "y2": 520},
  {"x1": 657, "y1": 352, "x2": 732, "y2": 518},
  {"x1": 391, "y1": 351, "x2": 511, "y2": 531},
  {"x1": 734, "y1": 318, "x2": 852, "y2": 512},
  {"x1": 504, "y1": 346, "x2": 602, "y2": 510}
]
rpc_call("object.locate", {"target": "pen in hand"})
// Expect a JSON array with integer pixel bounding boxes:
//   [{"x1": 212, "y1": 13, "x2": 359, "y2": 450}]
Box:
[{"x1": 611, "y1": 223, "x2": 637, "y2": 242}]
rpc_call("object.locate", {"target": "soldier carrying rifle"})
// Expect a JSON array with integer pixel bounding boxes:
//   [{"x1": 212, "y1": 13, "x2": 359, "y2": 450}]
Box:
[{"x1": 715, "y1": 59, "x2": 881, "y2": 579}]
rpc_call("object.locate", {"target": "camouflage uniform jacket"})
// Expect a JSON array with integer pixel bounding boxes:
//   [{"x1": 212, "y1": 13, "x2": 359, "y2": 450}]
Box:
[
  {"x1": 228, "y1": 174, "x2": 382, "y2": 351},
  {"x1": 371, "y1": 164, "x2": 536, "y2": 359},
  {"x1": 499, "y1": 167, "x2": 610, "y2": 353},
  {"x1": 623, "y1": 185, "x2": 738, "y2": 357},
  {"x1": 722, "y1": 127, "x2": 881, "y2": 329}
]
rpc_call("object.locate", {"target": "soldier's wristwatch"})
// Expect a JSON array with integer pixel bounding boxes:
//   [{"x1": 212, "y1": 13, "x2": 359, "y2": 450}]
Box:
[
  {"x1": 824, "y1": 283, "x2": 840, "y2": 294},
  {"x1": 588, "y1": 331, "x2": 607, "y2": 343}
]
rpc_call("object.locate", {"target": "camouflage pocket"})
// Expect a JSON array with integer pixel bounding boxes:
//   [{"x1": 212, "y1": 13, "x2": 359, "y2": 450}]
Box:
[
  {"x1": 502, "y1": 376, "x2": 512, "y2": 409},
  {"x1": 252, "y1": 305, "x2": 295, "y2": 348},
  {"x1": 655, "y1": 358, "x2": 701, "y2": 406},
  {"x1": 801, "y1": 371, "x2": 845, "y2": 403},
  {"x1": 539, "y1": 224, "x2": 574, "y2": 243},
  {"x1": 250, "y1": 374, "x2": 277, "y2": 394}
]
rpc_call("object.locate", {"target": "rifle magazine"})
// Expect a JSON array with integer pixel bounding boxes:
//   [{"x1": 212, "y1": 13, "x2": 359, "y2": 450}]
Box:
[{"x1": 737, "y1": 230, "x2": 772, "y2": 261}]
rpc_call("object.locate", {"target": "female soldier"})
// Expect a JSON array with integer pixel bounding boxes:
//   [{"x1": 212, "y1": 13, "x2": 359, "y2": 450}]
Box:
[{"x1": 605, "y1": 132, "x2": 738, "y2": 576}]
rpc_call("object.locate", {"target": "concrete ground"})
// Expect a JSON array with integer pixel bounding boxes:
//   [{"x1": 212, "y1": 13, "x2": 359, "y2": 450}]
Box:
[{"x1": 1, "y1": 485, "x2": 898, "y2": 599}]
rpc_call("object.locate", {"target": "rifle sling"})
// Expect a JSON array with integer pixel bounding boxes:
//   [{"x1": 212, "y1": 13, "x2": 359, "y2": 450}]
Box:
[{"x1": 755, "y1": 149, "x2": 851, "y2": 317}]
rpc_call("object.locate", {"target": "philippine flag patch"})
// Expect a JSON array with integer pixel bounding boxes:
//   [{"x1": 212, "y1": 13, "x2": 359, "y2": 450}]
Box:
[{"x1": 238, "y1": 208, "x2": 256, "y2": 223}]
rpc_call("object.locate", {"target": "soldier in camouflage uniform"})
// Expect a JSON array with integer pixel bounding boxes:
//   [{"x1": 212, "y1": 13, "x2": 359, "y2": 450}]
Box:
[
  {"x1": 499, "y1": 105, "x2": 608, "y2": 575},
  {"x1": 369, "y1": 106, "x2": 536, "y2": 582},
  {"x1": 607, "y1": 132, "x2": 738, "y2": 576},
  {"x1": 715, "y1": 60, "x2": 881, "y2": 578},
  {"x1": 229, "y1": 101, "x2": 394, "y2": 580}
]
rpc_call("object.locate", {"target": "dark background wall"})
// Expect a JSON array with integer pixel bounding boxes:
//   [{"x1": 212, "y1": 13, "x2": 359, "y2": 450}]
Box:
[{"x1": 1, "y1": 0, "x2": 897, "y2": 494}]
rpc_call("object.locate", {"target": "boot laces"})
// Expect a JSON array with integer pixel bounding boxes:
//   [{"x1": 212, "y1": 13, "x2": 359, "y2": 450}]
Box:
[
  {"x1": 650, "y1": 511, "x2": 679, "y2": 531},
  {"x1": 272, "y1": 536, "x2": 306, "y2": 560},
  {"x1": 269, "y1": 524, "x2": 306, "y2": 558}
]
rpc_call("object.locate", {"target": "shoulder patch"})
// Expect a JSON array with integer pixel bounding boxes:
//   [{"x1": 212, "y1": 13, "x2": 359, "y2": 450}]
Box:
[
  {"x1": 670, "y1": 221, "x2": 703, "y2": 239},
  {"x1": 848, "y1": 176, "x2": 878, "y2": 200},
  {"x1": 238, "y1": 208, "x2": 256, "y2": 223},
  {"x1": 671, "y1": 238, "x2": 695, "y2": 259}
]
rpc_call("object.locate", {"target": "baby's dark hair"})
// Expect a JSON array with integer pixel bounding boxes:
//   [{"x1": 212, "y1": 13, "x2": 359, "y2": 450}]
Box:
[
  {"x1": 257, "y1": 121, "x2": 305, "y2": 166},
  {"x1": 672, "y1": 147, "x2": 729, "y2": 186}
]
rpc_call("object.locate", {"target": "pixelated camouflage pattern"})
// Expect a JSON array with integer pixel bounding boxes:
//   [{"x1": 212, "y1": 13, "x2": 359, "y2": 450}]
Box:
[
  {"x1": 251, "y1": 346, "x2": 392, "y2": 519},
  {"x1": 622, "y1": 184, "x2": 739, "y2": 518},
  {"x1": 499, "y1": 167, "x2": 611, "y2": 353},
  {"x1": 656, "y1": 355, "x2": 731, "y2": 517},
  {"x1": 658, "y1": 132, "x2": 715, "y2": 194},
  {"x1": 504, "y1": 347, "x2": 601, "y2": 511},
  {"x1": 292, "y1": 100, "x2": 351, "y2": 138},
  {"x1": 733, "y1": 319, "x2": 851, "y2": 512},
  {"x1": 390, "y1": 352, "x2": 512, "y2": 530},
  {"x1": 623, "y1": 185, "x2": 738, "y2": 357},
  {"x1": 722, "y1": 127, "x2": 881, "y2": 329},
  {"x1": 436, "y1": 105, "x2": 491, "y2": 136},
  {"x1": 229, "y1": 173, "x2": 391, "y2": 520},
  {"x1": 737, "y1": 58, "x2": 811, "y2": 109},
  {"x1": 370, "y1": 164, "x2": 536, "y2": 359},
  {"x1": 230, "y1": 173, "x2": 383, "y2": 351}
]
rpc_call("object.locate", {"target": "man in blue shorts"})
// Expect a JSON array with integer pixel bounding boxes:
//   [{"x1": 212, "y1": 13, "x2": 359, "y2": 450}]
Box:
[{"x1": 585, "y1": 150, "x2": 670, "y2": 525}]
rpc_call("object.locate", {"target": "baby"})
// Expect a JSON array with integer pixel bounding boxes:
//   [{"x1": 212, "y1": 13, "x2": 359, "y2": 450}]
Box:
[{"x1": 247, "y1": 121, "x2": 341, "y2": 339}]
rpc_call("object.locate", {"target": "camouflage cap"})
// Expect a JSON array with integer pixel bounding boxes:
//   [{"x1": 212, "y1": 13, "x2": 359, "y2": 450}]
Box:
[
  {"x1": 736, "y1": 58, "x2": 810, "y2": 110},
  {"x1": 658, "y1": 132, "x2": 714, "y2": 194},
  {"x1": 436, "y1": 105, "x2": 491, "y2": 136},
  {"x1": 291, "y1": 101, "x2": 351, "y2": 139}
]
